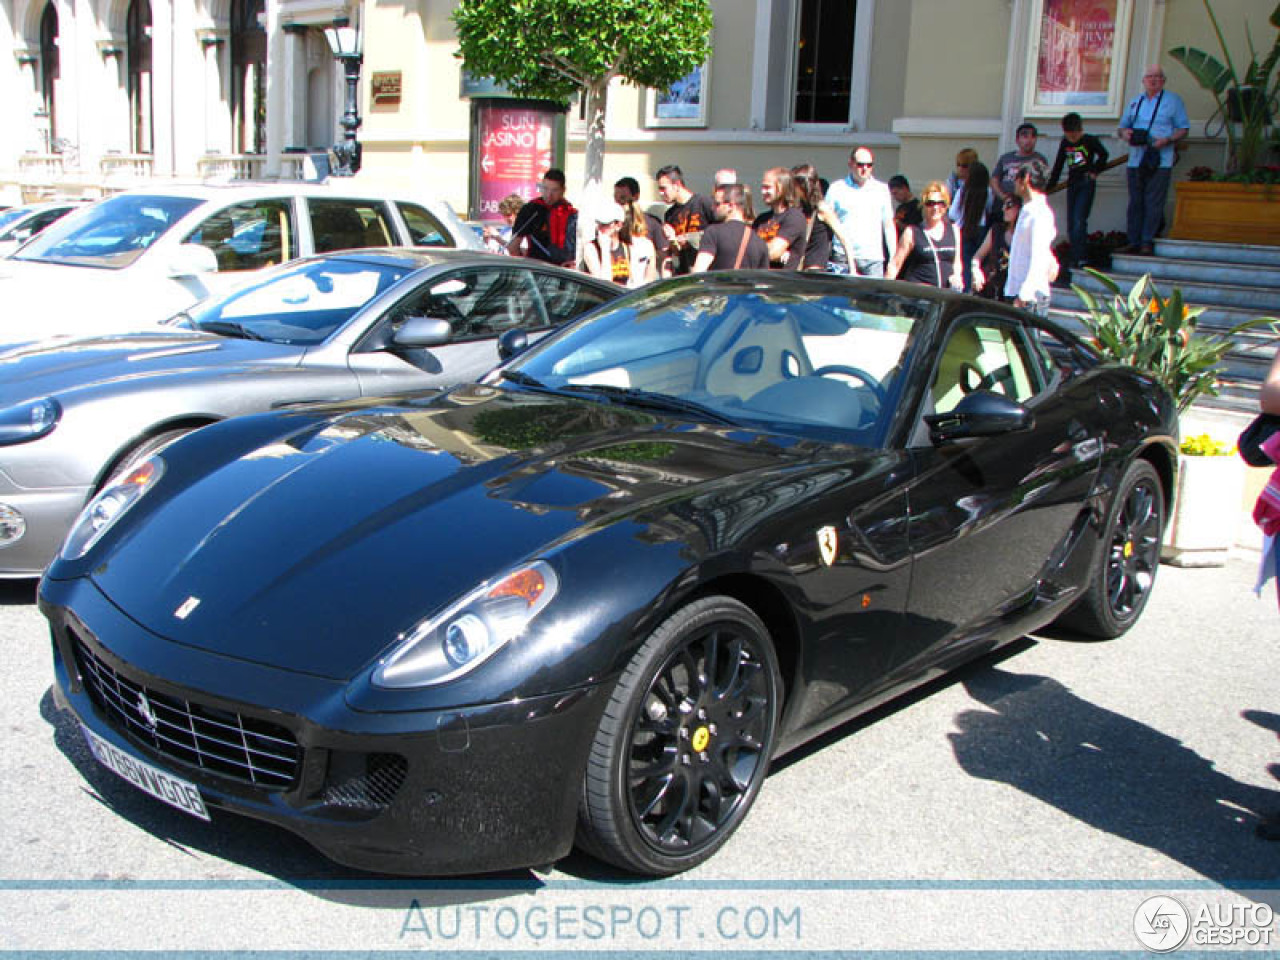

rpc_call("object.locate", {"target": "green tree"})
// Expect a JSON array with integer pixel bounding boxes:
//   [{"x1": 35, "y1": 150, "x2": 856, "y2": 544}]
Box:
[{"x1": 453, "y1": 0, "x2": 713, "y2": 204}]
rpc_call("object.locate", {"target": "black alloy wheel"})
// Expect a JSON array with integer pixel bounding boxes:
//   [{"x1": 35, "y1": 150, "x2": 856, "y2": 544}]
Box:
[
  {"x1": 1057, "y1": 458, "x2": 1165, "y2": 639},
  {"x1": 577, "y1": 595, "x2": 781, "y2": 875},
  {"x1": 1104, "y1": 469, "x2": 1163, "y2": 619}
]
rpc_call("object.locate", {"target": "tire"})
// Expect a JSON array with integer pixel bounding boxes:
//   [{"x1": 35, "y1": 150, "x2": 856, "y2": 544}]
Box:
[
  {"x1": 100, "y1": 428, "x2": 194, "y2": 491},
  {"x1": 576, "y1": 595, "x2": 782, "y2": 876},
  {"x1": 1057, "y1": 458, "x2": 1165, "y2": 639}
]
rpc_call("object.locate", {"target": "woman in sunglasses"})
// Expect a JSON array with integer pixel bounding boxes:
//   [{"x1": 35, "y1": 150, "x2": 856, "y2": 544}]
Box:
[
  {"x1": 886, "y1": 181, "x2": 964, "y2": 291},
  {"x1": 970, "y1": 195, "x2": 1022, "y2": 300}
]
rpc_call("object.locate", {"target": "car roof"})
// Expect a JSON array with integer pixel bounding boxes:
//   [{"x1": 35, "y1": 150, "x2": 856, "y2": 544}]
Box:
[{"x1": 107, "y1": 181, "x2": 456, "y2": 205}]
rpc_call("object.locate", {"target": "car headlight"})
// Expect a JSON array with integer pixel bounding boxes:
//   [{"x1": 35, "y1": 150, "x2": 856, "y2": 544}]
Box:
[
  {"x1": 61, "y1": 456, "x2": 165, "y2": 561},
  {"x1": 373, "y1": 561, "x2": 559, "y2": 688},
  {"x1": 0, "y1": 397, "x2": 60, "y2": 446}
]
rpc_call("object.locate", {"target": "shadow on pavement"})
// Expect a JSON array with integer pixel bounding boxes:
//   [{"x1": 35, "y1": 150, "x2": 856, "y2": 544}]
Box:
[
  {"x1": 39, "y1": 686, "x2": 544, "y2": 906},
  {"x1": 949, "y1": 666, "x2": 1280, "y2": 898}
]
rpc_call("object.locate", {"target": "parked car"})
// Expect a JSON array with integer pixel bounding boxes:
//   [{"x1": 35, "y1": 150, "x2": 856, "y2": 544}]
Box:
[
  {"x1": 0, "y1": 182, "x2": 482, "y2": 345},
  {"x1": 0, "y1": 249, "x2": 618, "y2": 576},
  {"x1": 42, "y1": 272, "x2": 1177, "y2": 877},
  {"x1": 0, "y1": 200, "x2": 85, "y2": 256}
]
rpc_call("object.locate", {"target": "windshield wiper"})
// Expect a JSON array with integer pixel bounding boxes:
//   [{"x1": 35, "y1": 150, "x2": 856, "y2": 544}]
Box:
[
  {"x1": 195, "y1": 319, "x2": 266, "y2": 341},
  {"x1": 559, "y1": 383, "x2": 736, "y2": 425},
  {"x1": 500, "y1": 369, "x2": 555, "y2": 391}
]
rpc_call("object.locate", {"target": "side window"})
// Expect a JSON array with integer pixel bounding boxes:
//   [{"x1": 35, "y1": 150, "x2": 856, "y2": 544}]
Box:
[
  {"x1": 1029, "y1": 324, "x2": 1094, "y2": 383},
  {"x1": 390, "y1": 268, "x2": 546, "y2": 341},
  {"x1": 529, "y1": 271, "x2": 614, "y2": 326},
  {"x1": 25, "y1": 207, "x2": 72, "y2": 234},
  {"x1": 183, "y1": 199, "x2": 294, "y2": 271},
  {"x1": 309, "y1": 199, "x2": 396, "y2": 254},
  {"x1": 930, "y1": 317, "x2": 1039, "y2": 416},
  {"x1": 397, "y1": 202, "x2": 452, "y2": 247}
]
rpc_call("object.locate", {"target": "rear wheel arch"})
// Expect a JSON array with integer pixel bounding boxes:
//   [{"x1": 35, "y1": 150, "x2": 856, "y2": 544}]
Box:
[{"x1": 1135, "y1": 441, "x2": 1176, "y2": 514}]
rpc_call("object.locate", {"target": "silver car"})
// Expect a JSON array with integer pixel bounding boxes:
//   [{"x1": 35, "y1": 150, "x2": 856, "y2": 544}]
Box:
[
  {"x1": 0, "y1": 182, "x2": 481, "y2": 344},
  {"x1": 0, "y1": 249, "x2": 618, "y2": 576}
]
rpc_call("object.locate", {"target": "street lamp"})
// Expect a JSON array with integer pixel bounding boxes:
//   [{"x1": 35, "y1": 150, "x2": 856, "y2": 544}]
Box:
[{"x1": 323, "y1": 15, "x2": 363, "y2": 176}]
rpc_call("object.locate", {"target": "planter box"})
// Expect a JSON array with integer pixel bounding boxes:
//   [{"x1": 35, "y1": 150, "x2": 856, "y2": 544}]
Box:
[
  {"x1": 1162, "y1": 454, "x2": 1246, "y2": 567},
  {"x1": 1170, "y1": 181, "x2": 1280, "y2": 247}
]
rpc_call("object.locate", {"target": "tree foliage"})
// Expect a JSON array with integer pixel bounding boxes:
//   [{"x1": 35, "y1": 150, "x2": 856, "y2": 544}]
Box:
[{"x1": 453, "y1": 0, "x2": 714, "y2": 104}]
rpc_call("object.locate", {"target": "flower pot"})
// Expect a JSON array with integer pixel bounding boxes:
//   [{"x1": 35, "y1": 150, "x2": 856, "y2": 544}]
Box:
[
  {"x1": 1171, "y1": 181, "x2": 1280, "y2": 247},
  {"x1": 1161, "y1": 454, "x2": 1246, "y2": 567}
]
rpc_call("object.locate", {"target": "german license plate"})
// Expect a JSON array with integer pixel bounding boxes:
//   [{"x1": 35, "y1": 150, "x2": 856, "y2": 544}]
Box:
[{"x1": 82, "y1": 724, "x2": 210, "y2": 821}]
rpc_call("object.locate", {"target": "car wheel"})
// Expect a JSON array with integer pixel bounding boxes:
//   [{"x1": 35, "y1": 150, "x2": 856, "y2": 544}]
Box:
[
  {"x1": 1059, "y1": 458, "x2": 1165, "y2": 639},
  {"x1": 101, "y1": 428, "x2": 194, "y2": 490},
  {"x1": 577, "y1": 595, "x2": 781, "y2": 876}
]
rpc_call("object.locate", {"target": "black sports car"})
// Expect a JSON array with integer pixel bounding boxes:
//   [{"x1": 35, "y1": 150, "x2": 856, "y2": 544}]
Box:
[{"x1": 42, "y1": 272, "x2": 1177, "y2": 877}]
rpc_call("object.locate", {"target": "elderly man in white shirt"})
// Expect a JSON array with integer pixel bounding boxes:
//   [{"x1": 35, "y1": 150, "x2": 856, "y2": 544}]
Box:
[
  {"x1": 824, "y1": 146, "x2": 897, "y2": 276},
  {"x1": 1004, "y1": 158, "x2": 1058, "y2": 317}
]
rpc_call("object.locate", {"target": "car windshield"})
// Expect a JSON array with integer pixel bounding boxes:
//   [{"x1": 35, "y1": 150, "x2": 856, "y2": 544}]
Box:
[
  {"x1": 508, "y1": 276, "x2": 935, "y2": 446},
  {"x1": 14, "y1": 194, "x2": 202, "y2": 268},
  {"x1": 181, "y1": 256, "x2": 414, "y2": 345}
]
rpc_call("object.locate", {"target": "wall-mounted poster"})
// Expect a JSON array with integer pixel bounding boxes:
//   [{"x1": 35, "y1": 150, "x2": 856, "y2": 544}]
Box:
[
  {"x1": 1023, "y1": 0, "x2": 1132, "y2": 117},
  {"x1": 645, "y1": 62, "x2": 710, "y2": 128}
]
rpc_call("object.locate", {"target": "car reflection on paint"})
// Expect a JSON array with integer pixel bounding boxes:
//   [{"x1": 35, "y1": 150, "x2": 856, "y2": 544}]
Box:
[
  {"x1": 43, "y1": 271, "x2": 1177, "y2": 877},
  {"x1": 0, "y1": 249, "x2": 618, "y2": 576}
]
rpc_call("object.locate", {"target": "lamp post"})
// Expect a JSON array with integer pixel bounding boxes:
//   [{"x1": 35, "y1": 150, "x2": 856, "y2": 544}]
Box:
[{"x1": 324, "y1": 16, "x2": 362, "y2": 176}]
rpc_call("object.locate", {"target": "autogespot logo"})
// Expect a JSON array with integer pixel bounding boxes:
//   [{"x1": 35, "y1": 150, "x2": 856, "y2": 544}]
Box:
[{"x1": 1134, "y1": 895, "x2": 1191, "y2": 953}]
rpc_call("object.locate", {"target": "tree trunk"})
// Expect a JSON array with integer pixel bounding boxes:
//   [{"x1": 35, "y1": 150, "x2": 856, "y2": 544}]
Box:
[{"x1": 576, "y1": 77, "x2": 611, "y2": 263}]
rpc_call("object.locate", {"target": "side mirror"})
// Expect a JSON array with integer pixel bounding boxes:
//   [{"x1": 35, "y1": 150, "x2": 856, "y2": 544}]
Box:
[
  {"x1": 392, "y1": 315, "x2": 452, "y2": 349},
  {"x1": 10, "y1": 228, "x2": 32, "y2": 243},
  {"x1": 925, "y1": 391, "x2": 1034, "y2": 444},
  {"x1": 168, "y1": 243, "x2": 219, "y2": 278},
  {"x1": 497, "y1": 329, "x2": 529, "y2": 361}
]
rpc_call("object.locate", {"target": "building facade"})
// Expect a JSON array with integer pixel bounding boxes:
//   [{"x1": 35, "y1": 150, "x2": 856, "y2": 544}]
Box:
[{"x1": 0, "y1": 0, "x2": 1267, "y2": 235}]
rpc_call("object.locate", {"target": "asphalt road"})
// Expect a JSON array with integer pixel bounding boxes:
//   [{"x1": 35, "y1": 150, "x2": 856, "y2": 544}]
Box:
[{"x1": 2, "y1": 556, "x2": 1278, "y2": 954}]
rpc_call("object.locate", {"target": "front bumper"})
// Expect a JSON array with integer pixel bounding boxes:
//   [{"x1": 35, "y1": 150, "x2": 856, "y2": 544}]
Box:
[
  {"x1": 42, "y1": 575, "x2": 609, "y2": 875},
  {"x1": 0, "y1": 481, "x2": 88, "y2": 577}
]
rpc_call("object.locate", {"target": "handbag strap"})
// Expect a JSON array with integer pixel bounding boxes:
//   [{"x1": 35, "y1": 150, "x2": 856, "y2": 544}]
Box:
[
  {"x1": 732, "y1": 222, "x2": 753, "y2": 269},
  {"x1": 795, "y1": 215, "x2": 816, "y2": 271}
]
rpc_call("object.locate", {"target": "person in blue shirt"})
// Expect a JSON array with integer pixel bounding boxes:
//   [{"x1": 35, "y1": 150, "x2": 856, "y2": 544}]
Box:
[{"x1": 1118, "y1": 65, "x2": 1189, "y2": 255}]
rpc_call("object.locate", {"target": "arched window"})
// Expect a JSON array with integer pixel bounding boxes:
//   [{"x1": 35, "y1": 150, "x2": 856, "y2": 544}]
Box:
[
  {"x1": 127, "y1": 0, "x2": 153, "y2": 154},
  {"x1": 231, "y1": 0, "x2": 266, "y2": 154},
  {"x1": 38, "y1": 2, "x2": 58, "y2": 145}
]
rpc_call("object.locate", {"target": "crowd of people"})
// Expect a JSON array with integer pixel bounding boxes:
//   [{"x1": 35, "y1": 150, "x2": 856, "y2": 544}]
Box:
[{"x1": 487, "y1": 65, "x2": 1188, "y2": 320}]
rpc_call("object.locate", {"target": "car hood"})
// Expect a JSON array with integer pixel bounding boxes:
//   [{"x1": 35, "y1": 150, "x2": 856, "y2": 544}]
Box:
[
  {"x1": 86, "y1": 386, "x2": 822, "y2": 680},
  {"x1": 0, "y1": 331, "x2": 302, "y2": 405}
]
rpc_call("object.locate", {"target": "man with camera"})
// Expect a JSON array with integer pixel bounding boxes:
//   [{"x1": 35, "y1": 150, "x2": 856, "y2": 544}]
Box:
[{"x1": 1118, "y1": 65, "x2": 1188, "y2": 256}]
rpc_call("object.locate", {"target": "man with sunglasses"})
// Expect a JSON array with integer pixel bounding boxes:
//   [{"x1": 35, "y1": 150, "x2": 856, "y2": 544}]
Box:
[{"x1": 825, "y1": 146, "x2": 897, "y2": 277}]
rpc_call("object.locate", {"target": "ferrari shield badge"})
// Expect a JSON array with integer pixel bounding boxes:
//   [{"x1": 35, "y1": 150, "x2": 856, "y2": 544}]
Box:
[{"x1": 817, "y1": 525, "x2": 838, "y2": 567}]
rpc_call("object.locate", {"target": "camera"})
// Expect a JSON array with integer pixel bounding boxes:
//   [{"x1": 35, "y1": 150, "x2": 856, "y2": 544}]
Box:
[{"x1": 1129, "y1": 129, "x2": 1149, "y2": 147}]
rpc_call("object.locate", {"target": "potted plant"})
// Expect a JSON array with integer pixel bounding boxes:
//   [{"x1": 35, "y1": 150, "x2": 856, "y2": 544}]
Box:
[
  {"x1": 1168, "y1": 1, "x2": 1280, "y2": 244},
  {"x1": 1163, "y1": 433, "x2": 1245, "y2": 566},
  {"x1": 1074, "y1": 269, "x2": 1276, "y2": 564},
  {"x1": 1072, "y1": 269, "x2": 1275, "y2": 414}
]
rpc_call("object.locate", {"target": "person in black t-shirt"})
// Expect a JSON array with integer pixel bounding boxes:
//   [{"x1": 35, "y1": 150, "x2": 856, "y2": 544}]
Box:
[
  {"x1": 889, "y1": 175, "x2": 923, "y2": 235},
  {"x1": 614, "y1": 176, "x2": 668, "y2": 266},
  {"x1": 752, "y1": 167, "x2": 807, "y2": 270},
  {"x1": 655, "y1": 165, "x2": 716, "y2": 276},
  {"x1": 1047, "y1": 112, "x2": 1110, "y2": 272},
  {"x1": 507, "y1": 168, "x2": 577, "y2": 266},
  {"x1": 693, "y1": 184, "x2": 769, "y2": 272}
]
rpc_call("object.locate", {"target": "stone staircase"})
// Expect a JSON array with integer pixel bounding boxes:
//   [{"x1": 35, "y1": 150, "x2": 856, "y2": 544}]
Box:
[{"x1": 1050, "y1": 238, "x2": 1280, "y2": 412}]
